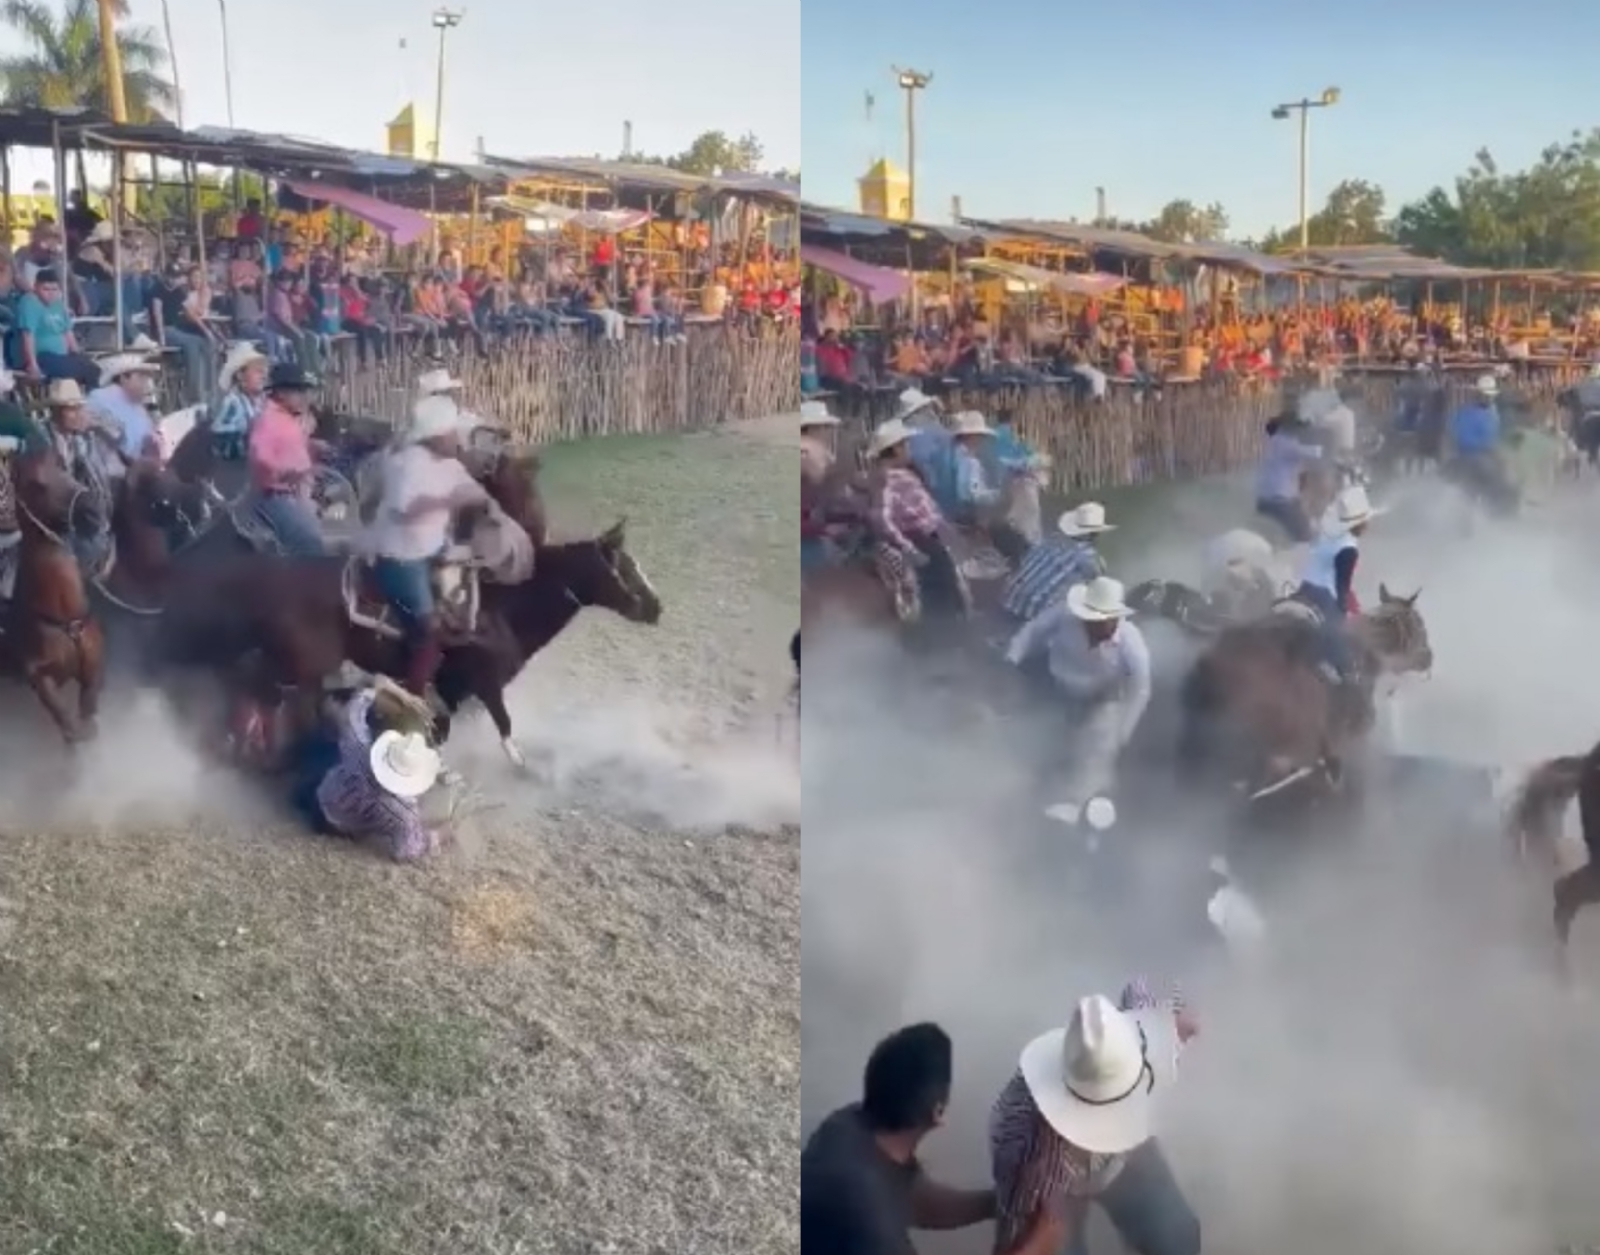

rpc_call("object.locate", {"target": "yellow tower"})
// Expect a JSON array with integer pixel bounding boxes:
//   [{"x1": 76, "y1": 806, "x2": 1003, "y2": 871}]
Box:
[
  {"x1": 858, "y1": 157, "x2": 912, "y2": 221},
  {"x1": 386, "y1": 103, "x2": 437, "y2": 160}
]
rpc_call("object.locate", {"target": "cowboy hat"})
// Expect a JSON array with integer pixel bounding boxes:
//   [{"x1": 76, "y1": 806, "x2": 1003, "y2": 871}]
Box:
[
  {"x1": 267, "y1": 361, "x2": 316, "y2": 392},
  {"x1": 46, "y1": 378, "x2": 85, "y2": 407},
  {"x1": 1331, "y1": 484, "x2": 1386, "y2": 528},
  {"x1": 1066, "y1": 576, "x2": 1133, "y2": 622},
  {"x1": 799, "y1": 399, "x2": 841, "y2": 428},
  {"x1": 98, "y1": 352, "x2": 158, "y2": 387},
  {"x1": 1474, "y1": 373, "x2": 1500, "y2": 396},
  {"x1": 368, "y1": 729, "x2": 441, "y2": 799},
  {"x1": 949, "y1": 410, "x2": 993, "y2": 438},
  {"x1": 893, "y1": 387, "x2": 939, "y2": 421},
  {"x1": 1058, "y1": 502, "x2": 1115, "y2": 537},
  {"x1": 218, "y1": 342, "x2": 268, "y2": 392},
  {"x1": 406, "y1": 394, "x2": 472, "y2": 445},
  {"x1": 867, "y1": 417, "x2": 915, "y2": 459},
  {"x1": 1019, "y1": 993, "x2": 1179, "y2": 1154},
  {"x1": 417, "y1": 366, "x2": 464, "y2": 397}
]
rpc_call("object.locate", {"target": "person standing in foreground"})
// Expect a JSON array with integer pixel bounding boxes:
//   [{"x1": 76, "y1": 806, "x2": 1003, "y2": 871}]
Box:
[
  {"x1": 990, "y1": 982, "x2": 1201, "y2": 1255},
  {"x1": 364, "y1": 394, "x2": 489, "y2": 700},
  {"x1": 803, "y1": 1023, "x2": 1062, "y2": 1255}
]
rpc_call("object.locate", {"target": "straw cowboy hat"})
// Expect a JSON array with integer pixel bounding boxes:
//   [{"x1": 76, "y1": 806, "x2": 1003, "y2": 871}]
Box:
[
  {"x1": 949, "y1": 410, "x2": 993, "y2": 439},
  {"x1": 893, "y1": 387, "x2": 939, "y2": 421},
  {"x1": 407, "y1": 394, "x2": 471, "y2": 445},
  {"x1": 98, "y1": 352, "x2": 158, "y2": 388},
  {"x1": 1019, "y1": 993, "x2": 1179, "y2": 1154},
  {"x1": 1330, "y1": 484, "x2": 1385, "y2": 529},
  {"x1": 1474, "y1": 373, "x2": 1500, "y2": 396},
  {"x1": 799, "y1": 399, "x2": 841, "y2": 428},
  {"x1": 417, "y1": 367, "x2": 465, "y2": 397},
  {"x1": 867, "y1": 417, "x2": 915, "y2": 459},
  {"x1": 47, "y1": 378, "x2": 85, "y2": 407},
  {"x1": 1066, "y1": 575, "x2": 1133, "y2": 623},
  {"x1": 218, "y1": 342, "x2": 268, "y2": 392},
  {"x1": 1058, "y1": 502, "x2": 1116, "y2": 537},
  {"x1": 368, "y1": 729, "x2": 441, "y2": 799}
]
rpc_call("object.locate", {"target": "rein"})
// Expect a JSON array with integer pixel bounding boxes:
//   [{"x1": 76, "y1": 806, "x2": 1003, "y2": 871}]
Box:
[{"x1": 13, "y1": 482, "x2": 96, "y2": 638}]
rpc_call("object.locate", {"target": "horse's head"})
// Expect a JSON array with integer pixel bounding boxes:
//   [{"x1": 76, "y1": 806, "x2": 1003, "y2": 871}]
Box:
[
  {"x1": 1361, "y1": 583, "x2": 1433, "y2": 675},
  {"x1": 14, "y1": 447, "x2": 103, "y2": 540},
  {"x1": 557, "y1": 518, "x2": 663, "y2": 625},
  {"x1": 120, "y1": 461, "x2": 207, "y2": 539},
  {"x1": 473, "y1": 445, "x2": 547, "y2": 546}
]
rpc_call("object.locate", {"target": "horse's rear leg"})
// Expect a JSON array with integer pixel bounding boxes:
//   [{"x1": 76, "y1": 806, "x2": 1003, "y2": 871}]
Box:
[
  {"x1": 476, "y1": 681, "x2": 526, "y2": 771},
  {"x1": 75, "y1": 625, "x2": 105, "y2": 740},
  {"x1": 27, "y1": 667, "x2": 82, "y2": 746}
]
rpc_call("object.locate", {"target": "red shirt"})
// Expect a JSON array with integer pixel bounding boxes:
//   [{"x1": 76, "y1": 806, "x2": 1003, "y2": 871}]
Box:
[
  {"x1": 592, "y1": 237, "x2": 615, "y2": 267},
  {"x1": 340, "y1": 284, "x2": 368, "y2": 321},
  {"x1": 237, "y1": 209, "x2": 263, "y2": 240},
  {"x1": 816, "y1": 340, "x2": 852, "y2": 381}
]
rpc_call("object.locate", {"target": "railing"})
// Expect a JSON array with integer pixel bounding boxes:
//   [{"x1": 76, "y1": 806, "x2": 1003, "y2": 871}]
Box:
[{"x1": 146, "y1": 323, "x2": 802, "y2": 443}]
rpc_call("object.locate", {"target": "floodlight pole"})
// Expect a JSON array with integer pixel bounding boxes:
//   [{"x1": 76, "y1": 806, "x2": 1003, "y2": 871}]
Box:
[
  {"x1": 892, "y1": 67, "x2": 932, "y2": 220},
  {"x1": 1272, "y1": 88, "x2": 1340, "y2": 250},
  {"x1": 431, "y1": 8, "x2": 464, "y2": 162}
]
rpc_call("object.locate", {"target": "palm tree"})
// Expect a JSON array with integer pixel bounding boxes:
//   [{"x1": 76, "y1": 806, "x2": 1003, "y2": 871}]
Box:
[{"x1": 0, "y1": 0, "x2": 177, "y2": 122}]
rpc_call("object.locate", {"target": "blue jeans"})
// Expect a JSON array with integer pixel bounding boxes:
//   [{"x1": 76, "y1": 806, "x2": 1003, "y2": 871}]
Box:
[
  {"x1": 1067, "y1": 1139, "x2": 1199, "y2": 1255},
  {"x1": 371, "y1": 557, "x2": 433, "y2": 637},
  {"x1": 1294, "y1": 581, "x2": 1354, "y2": 677},
  {"x1": 255, "y1": 491, "x2": 326, "y2": 557},
  {"x1": 1256, "y1": 495, "x2": 1312, "y2": 542},
  {"x1": 164, "y1": 327, "x2": 215, "y2": 406}
]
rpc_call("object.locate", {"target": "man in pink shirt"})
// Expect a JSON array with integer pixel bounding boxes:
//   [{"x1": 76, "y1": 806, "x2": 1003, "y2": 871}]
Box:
[{"x1": 247, "y1": 361, "x2": 326, "y2": 556}]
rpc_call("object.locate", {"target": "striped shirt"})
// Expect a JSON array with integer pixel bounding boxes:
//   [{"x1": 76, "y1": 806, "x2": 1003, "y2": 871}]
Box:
[
  {"x1": 875, "y1": 466, "x2": 943, "y2": 555},
  {"x1": 315, "y1": 690, "x2": 431, "y2": 862},
  {"x1": 1002, "y1": 536, "x2": 1104, "y2": 621},
  {"x1": 212, "y1": 387, "x2": 267, "y2": 441},
  {"x1": 989, "y1": 979, "x2": 1187, "y2": 1253}
]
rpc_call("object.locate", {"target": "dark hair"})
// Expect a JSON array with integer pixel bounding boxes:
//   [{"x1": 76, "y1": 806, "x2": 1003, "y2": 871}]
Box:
[
  {"x1": 861, "y1": 1022, "x2": 952, "y2": 1133},
  {"x1": 33, "y1": 267, "x2": 59, "y2": 286}
]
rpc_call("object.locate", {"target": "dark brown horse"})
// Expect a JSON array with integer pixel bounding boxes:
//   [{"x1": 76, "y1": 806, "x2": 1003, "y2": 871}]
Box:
[
  {"x1": 1178, "y1": 585, "x2": 1433, "y2": 802},
  {"x1": 1505, "y1": 745, "x2": 1600, "y2": 976},
  {"x1": 6, "y1": 448, "x2": 111, "y2": 743}
]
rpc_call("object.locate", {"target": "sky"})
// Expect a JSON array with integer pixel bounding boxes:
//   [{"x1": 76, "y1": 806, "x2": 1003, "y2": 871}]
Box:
[
  {"x1": 1, "y1": 0, "x2": 799, "y2": 183},
  {"x1": 801, "y1": 0, "x2": 1600, "y2": 238}
]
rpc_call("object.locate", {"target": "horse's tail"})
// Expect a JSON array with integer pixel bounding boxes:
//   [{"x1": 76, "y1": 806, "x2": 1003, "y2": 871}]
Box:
[{"x1": 1507, "y1": 753, "x2": 1588, "y2": 863}]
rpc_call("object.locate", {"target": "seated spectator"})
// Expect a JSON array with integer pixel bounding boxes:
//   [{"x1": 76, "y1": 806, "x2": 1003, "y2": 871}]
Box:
[
  {"x1": 235, "y1": 197, "x2": 266, "y2": 242},
  {"x1": 338, "y1": 270, "x2": 385, "y2": 365},
  {"x1": 15, "y1": 221, "x2": 63, "y2": 293},
  {"x1": 16, "y1": 269, "x2": 98, "y2": 388},
  {"x1": 266, "y1": 268, "x2": 321, "y2": 375},
  {"x1": 153, "y1": 265, "x2": 223, "y2": 405},
  {"x1": 816, "y1": 328, "x2": 854, "y2": 390}
]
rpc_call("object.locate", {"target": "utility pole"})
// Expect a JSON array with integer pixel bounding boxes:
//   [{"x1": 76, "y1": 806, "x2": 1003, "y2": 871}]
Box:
[
  {"x1": 1271, "y1": 87, "x2": 1341, "y2": 250},
  {"x1": 891, "y1": 67, "x2": 931, "y2": 220},
  {"x1": 218, "y1": 0, "x2": 236, "y2": 127},
  {"x1": 430, "y1": 8, "x2": 464, "y2": 162}
]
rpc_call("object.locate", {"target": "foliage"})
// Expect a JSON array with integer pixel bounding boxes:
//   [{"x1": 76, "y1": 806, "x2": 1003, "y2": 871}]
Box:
[
  {"x1": 1142, "y1": 199, "x2": 1230, "y2": 244},
  {"x1": 1256, "y1": 178, "x2": 1390, "y2": 252},
  {"x1": 632, "y1": 129, "x2": 766, "y2": 176},
  {"x1": 142, "y1": 169, "x2": 266, "y2": 224},
  {"x1": 0, "y1": 0, "x2": 177, "y2": 122}
]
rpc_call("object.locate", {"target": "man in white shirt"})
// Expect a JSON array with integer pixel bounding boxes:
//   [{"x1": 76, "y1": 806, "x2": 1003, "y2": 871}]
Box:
[
  {"x1": 1006, "y1": 576, "x2": 1152, "y2": 805},
  {"x1": 365, "y1": 394, "x2": 489, "y2": 699},
  {"x1": 86, "y1": 352, "x2": 161, "y2": 466}
]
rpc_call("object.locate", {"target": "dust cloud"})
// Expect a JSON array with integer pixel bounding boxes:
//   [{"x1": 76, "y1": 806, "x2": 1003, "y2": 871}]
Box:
[{"x1": 802, "y1": 475, "x2": 1600, "y2": 1255}]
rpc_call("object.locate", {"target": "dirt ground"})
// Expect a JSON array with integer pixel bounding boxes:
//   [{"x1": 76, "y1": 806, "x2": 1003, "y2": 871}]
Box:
[{"x1": 0, "y1": 416, "x2": 800, "y2": 1255}]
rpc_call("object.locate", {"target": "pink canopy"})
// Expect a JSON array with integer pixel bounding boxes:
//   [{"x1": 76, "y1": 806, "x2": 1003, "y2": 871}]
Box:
[
  {"x1": 285, "y1": 180, "x2": 433, "y2": 247},
  {"x1": 801, "y1": 244, "x2": 912, "y2": 305}
]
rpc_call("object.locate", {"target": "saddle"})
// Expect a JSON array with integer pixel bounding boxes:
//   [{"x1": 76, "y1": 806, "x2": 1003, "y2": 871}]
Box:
[{"x1": 342, "y1": 547, "x2": 482, "y2": 643}]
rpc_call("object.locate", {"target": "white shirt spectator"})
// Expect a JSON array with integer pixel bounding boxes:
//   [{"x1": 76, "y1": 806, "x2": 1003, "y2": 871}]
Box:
[{"x1": 364, "y1": 444, "x2": 479, "y2": 562}]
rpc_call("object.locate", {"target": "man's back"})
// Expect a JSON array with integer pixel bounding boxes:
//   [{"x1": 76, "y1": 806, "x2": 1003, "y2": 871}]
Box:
[{"x1": 801, "y1": 1105, "x2": 918, "y2": 1255}]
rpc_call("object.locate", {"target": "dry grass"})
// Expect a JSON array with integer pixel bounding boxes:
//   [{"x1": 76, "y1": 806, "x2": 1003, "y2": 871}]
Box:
[{"x1": 0, "y1": 417, "x2": 800, "y2": 1255}]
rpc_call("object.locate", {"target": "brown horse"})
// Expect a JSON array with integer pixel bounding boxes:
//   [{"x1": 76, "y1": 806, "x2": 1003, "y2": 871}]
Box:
[
  {"x1": 6, "y1": 448, "x2": 112, "y2": 743},
  {"x1": 1505, "y1": 745, "x2": 1600, "y2": 975},
  {"x1": 1178, "y1": 584, "x2": 1434, "y2": 801}
]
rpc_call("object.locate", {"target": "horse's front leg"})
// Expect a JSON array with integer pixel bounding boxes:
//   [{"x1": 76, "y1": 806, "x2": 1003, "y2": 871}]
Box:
[
  {"x1": 75, "y1": 623, "x2": 106, "y2": 741},
  {"x1": 477, "y1": 682, "x2": 527, "y2": 771},
  {"x1": 26, "y1": 662, "x2": 83, "y2": 746}
]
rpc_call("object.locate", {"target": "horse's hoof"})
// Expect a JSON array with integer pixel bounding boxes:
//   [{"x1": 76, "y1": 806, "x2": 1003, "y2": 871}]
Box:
[{"x1": 501, "y1": 737, "x2": 528, "y2": 771}]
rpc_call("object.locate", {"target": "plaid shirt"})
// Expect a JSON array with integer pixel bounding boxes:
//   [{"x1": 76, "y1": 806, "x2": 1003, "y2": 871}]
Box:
[
  {"x1": 988, "y1": 979, "x2": 1187, "y2": 1253},
  {"x1": 315, "y1": 690, "x2": 431, "y2": 862},
  {"x1": 1002, "y1": 535, "x2": 1105, "y2": 621},
  {"x1": 876, "y1": 466, "x2": 943, "y2": 554}
]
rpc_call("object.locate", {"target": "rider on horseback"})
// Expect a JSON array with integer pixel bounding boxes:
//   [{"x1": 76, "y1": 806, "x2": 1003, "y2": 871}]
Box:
[
  {"x1": 39, "y1": 379, "x2": 118, "y2": 569},
  {"x1": 1004, "y1": 575, "x2": 1151, "y2": 804},
  {"x1": 1001, "y1": 502, "x2": 1112, "y2": 624},
  {"x1": 942, "y1": 410, "x2": 1031, "y2": 563},
  {"x1": 869, "y1": 417, "x2": 962, "y2": 620},
  {"x1": 211, "y1": 343, "x2": 269, "y2": 461},
  {"x1": 1447, "y1": 374, "x2": 1511, "y2": 506},
  {"x1": 1292, "y1": 484, "x2": 1382, "y2": 687},
  {"x1": 1254, "y1": 411, "x2": 1322, "y2": 542},
  {"x1": 800, "y1": 400, "x2": 844, "y2": 574},
  {"x1": 86, "y1": 353, "x2": 162, "y2": 467},
  {"x1": 365, "y1": 394, "x2": 489, "y2": 701},
  {"x1": 248, "y1": 362, "x2": 329, "y2": 557}
]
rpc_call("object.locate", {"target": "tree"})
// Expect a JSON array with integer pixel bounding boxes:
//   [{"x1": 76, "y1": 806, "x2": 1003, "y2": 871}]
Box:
[
  {"x1": 0, "y1": 0, "x2": 177, "y2": 122},
  {"x1": 1143, "y1": 198, "x2": 1229, "y2": 243},
  {"x1": 633, "y1": 130, "x2": 766, "y2": 176},
  {"x1": 1257, "y1": 179, "x2": 1390, "y2": 252}
]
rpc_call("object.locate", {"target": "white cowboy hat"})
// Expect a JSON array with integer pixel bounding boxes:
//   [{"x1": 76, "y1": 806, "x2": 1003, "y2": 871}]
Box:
[
  {"x1": 867, "y1": 417, "x2": 915, "y2": 458},
  {"x1": 894, "y1": 387, "x2": 939, "y2": 420},
  {"x1": 218, "y1": 341, "x2": 268, "y2": 392},
  {"x1": 1331, "y1": 484, "x2": 1386, "y2": 528},
  {"x1": 1058, "y1": 502, "x2": 1116, "y2": 537},
  {"x1": 417, "y1": 367, "x2": 465, "y2": 397},
  {"x1": 406, "y1": 394, "x2": 471, "y2": 445},
  {"x1": 1019, "y1": 993, "x2": 1179, "y2": 1154},
  {"x1": 1066, "y1": 576, "x2": 1133, "y2": 622},
  {"x1": 46, "y1": 378, "x2": 85, "y2": 407},
  {"x1": 98, "y1": 352, "x2": 159, "y2": 388},
  {"x1": 949, "y1": 410, "x2": 993, "y2": 438},
  {"x1": 1474, "y1": 373, "x2": 1500, "y2": 396},
  {"x1": 799, "y1": 399, "x2": 841, "y2": 428},
  {"x1": 368, "y1": 729, "x2": 441, "y2": 799}
]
